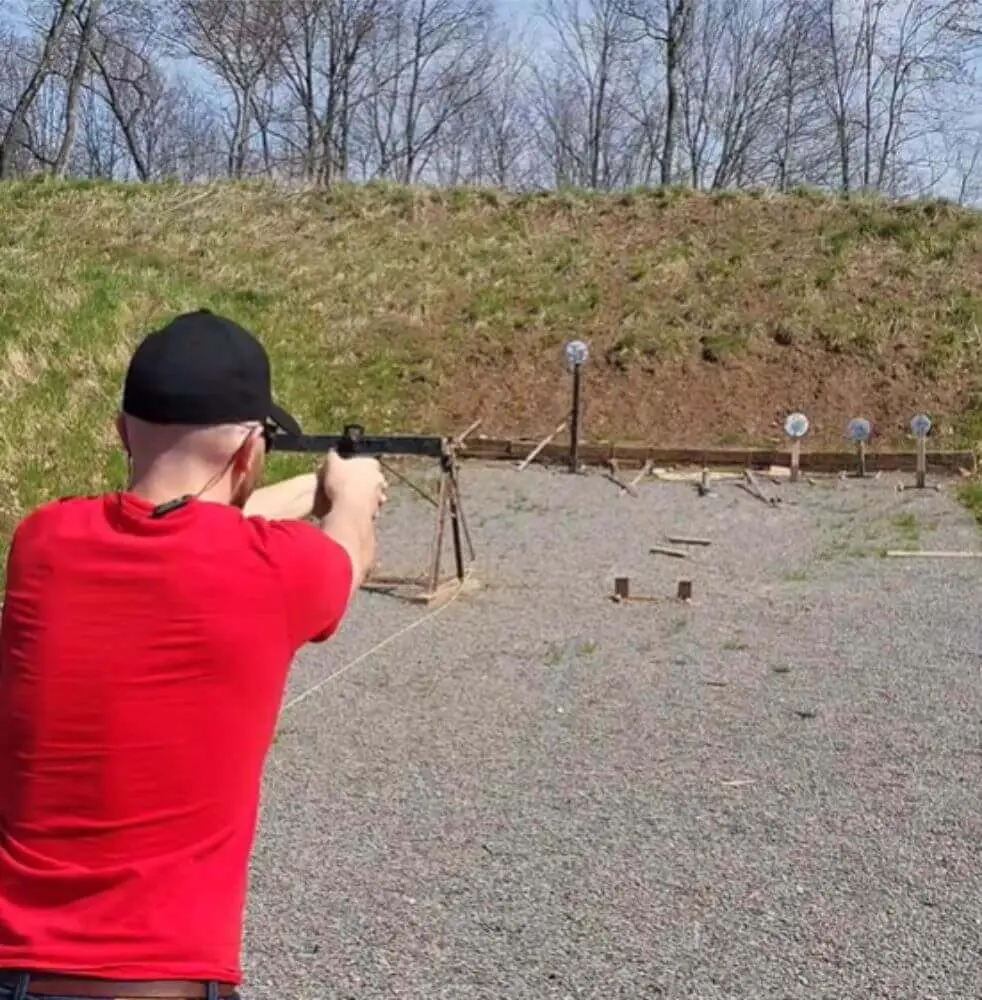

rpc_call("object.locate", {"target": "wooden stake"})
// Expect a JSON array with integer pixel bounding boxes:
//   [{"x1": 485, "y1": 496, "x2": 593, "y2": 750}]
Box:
[
  {"x1": 790, "y1": 439, "x2": 801, "y2": 483},
  {"x1": 697, "y1": 466, "x2": 711, "y2": 496},
  {"x1": 453, "y1": 418, "x2": 483, "y2": 448},
  {"x1": 614, "y1": 577, "x2": 630, "y2": 600},
  {"x1": 426, "y1": 470, "x2": 449, "y2": 593},
  {"x1": 665, "y1": 536, "x2": 712, "y2": 546},
  {"x1": 517, "y1": 420, "x2": 567, "y2": 471},
  {"x1": 677, "y1": 580, "x2": 694, "y2": 601},
  {"x1": 916, "y1": 436, "x2": 927, "y2": 489},
  {"x1": 856, "y1": 440, "x2": 867, "y2": 478}
]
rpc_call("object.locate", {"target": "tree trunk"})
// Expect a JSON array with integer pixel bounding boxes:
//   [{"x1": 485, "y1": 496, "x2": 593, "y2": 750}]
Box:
[
  {"x1": 0, "y1": 0, "x2": 78, "y2": 179},
  {"x1": 53, "y1": 0, "x2": 103, "y2": 177}
]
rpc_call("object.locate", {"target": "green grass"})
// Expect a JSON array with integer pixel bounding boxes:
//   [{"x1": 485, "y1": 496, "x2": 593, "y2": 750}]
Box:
[
  {"x1": 889, "y1": 512, "x2": 921, "y2": 548},
  {"x1": 956, "y1": 482, "x2": 982, "y2": 526},
  {"x1": 3, "y1": 178, "x2": 982, "y2": 570}
]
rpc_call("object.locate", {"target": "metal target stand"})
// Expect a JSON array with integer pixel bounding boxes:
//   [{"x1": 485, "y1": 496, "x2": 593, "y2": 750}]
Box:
[
  {"x1": 269, "y1": 422, "x2": 479, "y2": 606},
  {"x1": 784, "y1": 411, "x2": 809, "y2": 481},
  {"x1": 369, "y1": 435, "x2": 479, "y2": 605},
  {"x1": 846, "y1": 417, "x2": 872, "y2": 477},
  {"x1": 898, "y1": 413, "x2": 940, "y2": 493}
]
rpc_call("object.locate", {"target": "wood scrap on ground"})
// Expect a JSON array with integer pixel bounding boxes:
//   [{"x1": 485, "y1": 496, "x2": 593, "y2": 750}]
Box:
[
  {"x1": 886, "y1": 550, "x2": 982, "y2": 558},
  {"x1": 649, "y1": 546, "x2": 688, "y2": 559},
  {"x1": 605, "y1": 459, "x2": 638, "y2": 497},
  {"x1": 651, "y1": 467, "x2": 742, "y2": 483},
  {"x1": 738, "y1": 468, "x2": 781, "y2": 506}
]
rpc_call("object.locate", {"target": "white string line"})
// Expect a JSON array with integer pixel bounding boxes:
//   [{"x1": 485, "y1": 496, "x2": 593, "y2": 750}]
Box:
[{"x1": 279, "y1": 584, "x2": 464, "y2": 715}]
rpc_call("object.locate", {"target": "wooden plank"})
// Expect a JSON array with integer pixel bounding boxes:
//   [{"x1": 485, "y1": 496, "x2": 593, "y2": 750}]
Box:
[
  {"x1": 741, "y1": 468, "x2": 779, "y2": 506},
  {"x1": 629, "y1": 459, "x2": 653, "y2": 489},
  {"x1": 516, "y1": 420, "x2": 567, "y2": 471},
  {"x1": 460, "y1": 437, "x2": 975, "y2": 473},
  {"x1": 666, "y1": 536, "x2": 712, "y2": 546},
  {"x1": 650, "y1": 545, "x2": 688, "y2": 559},
  {"x1": 452, "y1": 418, "x2": 483, "y2": 447},
  {"x1": 885, "y1": 550, "x2": 982, "y2": 559}
]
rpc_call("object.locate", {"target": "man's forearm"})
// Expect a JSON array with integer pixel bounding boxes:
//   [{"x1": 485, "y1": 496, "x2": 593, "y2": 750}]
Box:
[
  {"x1": 244, "y1": 474, "x2": 317, "y2": 520},
  {"x1": 320, "y1": 499, "x2": 378, "y2": 592}
]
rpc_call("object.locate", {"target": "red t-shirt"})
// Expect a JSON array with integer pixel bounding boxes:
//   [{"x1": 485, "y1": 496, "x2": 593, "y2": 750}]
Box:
[{"x1": 0, "y1": 491, "x2": 353, "y2": 984}]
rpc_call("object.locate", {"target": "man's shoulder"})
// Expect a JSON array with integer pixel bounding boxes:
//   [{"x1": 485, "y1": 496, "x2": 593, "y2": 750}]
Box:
[{"x1": 12, "y1": 494, "x2": 105, "y2": 536}]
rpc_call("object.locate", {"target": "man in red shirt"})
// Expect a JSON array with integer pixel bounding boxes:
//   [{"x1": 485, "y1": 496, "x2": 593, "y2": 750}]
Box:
[{"x1": 0, "y1": 310, "x2": 386, "y2": 1000}]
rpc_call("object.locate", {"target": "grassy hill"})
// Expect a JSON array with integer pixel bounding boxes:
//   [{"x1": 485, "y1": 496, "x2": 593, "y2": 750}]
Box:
[{"x1": 2, "y1": 177, "x2": 982, "y2": 543}]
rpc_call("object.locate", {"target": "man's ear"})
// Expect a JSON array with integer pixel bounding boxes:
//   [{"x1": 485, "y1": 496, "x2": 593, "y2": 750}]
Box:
[{"x1": 231, "y1": 428, "x2": 264, "y2": 477}]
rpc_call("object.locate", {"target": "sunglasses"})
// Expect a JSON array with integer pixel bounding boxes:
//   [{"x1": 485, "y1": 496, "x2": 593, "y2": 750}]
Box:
[{"x1": 261, "y1": 422, "x2": 278, "y2": 452}]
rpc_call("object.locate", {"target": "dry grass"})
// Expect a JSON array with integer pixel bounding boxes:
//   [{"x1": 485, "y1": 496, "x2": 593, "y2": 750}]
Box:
[{"x1": 2, "y1": 177, "x2": 982, "y2": 560}]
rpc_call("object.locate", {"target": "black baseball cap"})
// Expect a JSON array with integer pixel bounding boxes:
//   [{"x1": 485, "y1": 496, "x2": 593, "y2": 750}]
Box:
[{"x1": 122, "y1": 309, "x2": 301, "y2": 436}]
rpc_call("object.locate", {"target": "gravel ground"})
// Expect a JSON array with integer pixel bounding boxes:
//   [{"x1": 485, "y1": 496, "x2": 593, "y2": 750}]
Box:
[{"x1": 244, "y1": 461, "x2": 982, "y2": 1000}]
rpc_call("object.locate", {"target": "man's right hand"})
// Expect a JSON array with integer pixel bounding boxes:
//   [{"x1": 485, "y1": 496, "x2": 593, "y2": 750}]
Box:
[
  {"x1": 314, "y1": 452, "x2": 386, "y2": 593},
  {"x1": 314, "y1": 451, "x2": 388, "y2": 521}
]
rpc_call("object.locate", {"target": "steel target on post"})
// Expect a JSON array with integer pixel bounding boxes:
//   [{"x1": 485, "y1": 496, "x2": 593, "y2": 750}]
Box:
[{"x1": 564, "y1": 340, "x2": 589, "y2": 472}]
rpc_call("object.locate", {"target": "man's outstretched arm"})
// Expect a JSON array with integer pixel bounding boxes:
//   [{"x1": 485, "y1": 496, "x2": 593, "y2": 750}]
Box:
[{"x1": 243, "y1": 473, "x2": 317, "y2": 520}]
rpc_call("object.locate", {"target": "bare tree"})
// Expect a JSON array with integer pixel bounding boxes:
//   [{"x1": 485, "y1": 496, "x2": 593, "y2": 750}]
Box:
[
  {"x1": 815, "y1": 0, "x2": 977, "y2": 195},
  {"x1": 52, "y1": 0, "x2": 103, "y2": 176},
  {"x1": 275, "y1": 0, "x2": 380, "y2": 184},
  {"x1": 166, "y1": 0, "x2": 285, "y2": 177},
  {"x1": 87, "y1": 2, "x2": 168, "y2": 179},
  {"x1": 677, "y1": 0, "x2": 797, "y2": 189},
  {"x1": 357, "y1": 0, "x2": 497, "y2": 183},
  {"x1": 0, "y1": 0, "x2": 78, "y2": 178},
  {"x1": 764, "y1": 1, "x2": 828, "y2": 190},
  {"x1": 948, "y1": 131, "x2": 982, "y2": 205},
  {"x1": 533, "y1": 0, "x2": 634, "y2": 190},
  {"x1": 611, "y1": 0, "x2": 692, "y2": 185},
  {"x1": 469, "y1": 38, "x2": 535, "y2": 187}
]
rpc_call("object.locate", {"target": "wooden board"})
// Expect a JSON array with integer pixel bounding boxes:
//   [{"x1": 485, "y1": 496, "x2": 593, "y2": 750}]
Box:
[
  {"x1": 457, "y1": 437, "x2": 976, "y2": 474},
  {"x1": 885, "y1": 550, "x2": 982, "y2": 559}
]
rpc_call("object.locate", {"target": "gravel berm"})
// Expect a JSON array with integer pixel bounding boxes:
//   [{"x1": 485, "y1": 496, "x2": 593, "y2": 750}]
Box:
[{"x1": 243, "y1": 462, "x2": 982, "y2": 1000}]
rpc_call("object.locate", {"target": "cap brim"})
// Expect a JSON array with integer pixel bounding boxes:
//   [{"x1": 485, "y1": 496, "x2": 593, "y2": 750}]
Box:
[{"x1": 268, "y1": 402, "x2": 302, "y2": 437}]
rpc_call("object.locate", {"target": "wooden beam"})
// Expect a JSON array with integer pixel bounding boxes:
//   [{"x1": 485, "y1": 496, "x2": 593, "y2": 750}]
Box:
[{"x1": 459, "y1": 437, "x2": 976, "y2": 473}]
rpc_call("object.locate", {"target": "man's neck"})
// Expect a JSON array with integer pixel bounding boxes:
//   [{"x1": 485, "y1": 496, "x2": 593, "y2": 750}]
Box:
[{"x1": 127, "y1": 468, "x2": 233, "y2": 508}]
